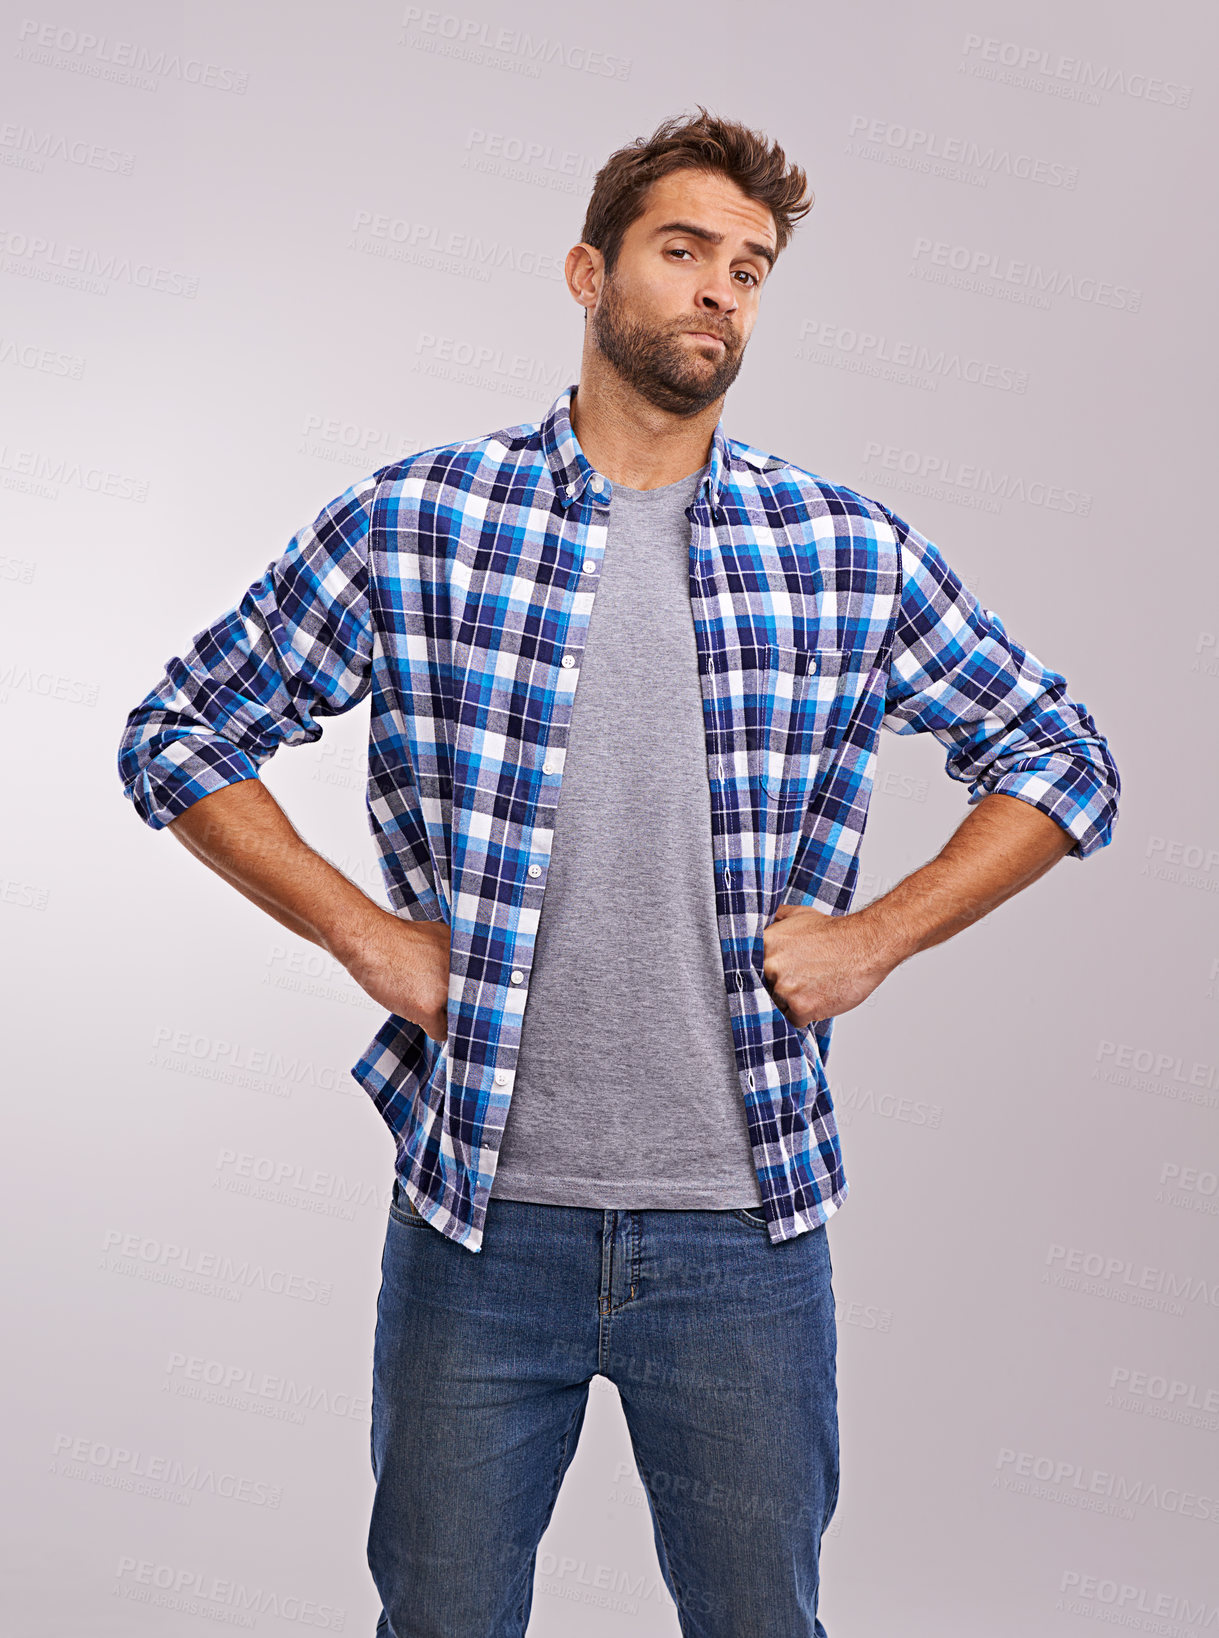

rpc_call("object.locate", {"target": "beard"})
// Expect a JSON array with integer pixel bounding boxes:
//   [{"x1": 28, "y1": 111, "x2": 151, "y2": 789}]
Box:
[{"x1": 588, "y1": 272, "x2": 745, "y2": 416}]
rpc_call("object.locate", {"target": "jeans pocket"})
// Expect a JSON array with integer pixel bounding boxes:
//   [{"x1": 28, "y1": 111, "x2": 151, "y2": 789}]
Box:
[
  {"x1": 389, "y1": 1176, "x2": 429, "y2": 1227},
  {"x1": 730, "y1": 1206, "x2": 770, "y2": 1230}
]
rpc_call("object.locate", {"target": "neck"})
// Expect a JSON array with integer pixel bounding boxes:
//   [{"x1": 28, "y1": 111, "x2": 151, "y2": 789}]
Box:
[{"x1": 568, "y1": 350, "x2": 720, "y2": 491}]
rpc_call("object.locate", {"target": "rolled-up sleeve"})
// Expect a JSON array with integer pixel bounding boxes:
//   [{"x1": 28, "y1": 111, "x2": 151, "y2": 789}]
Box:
[
  {"x1": 878, "y1": 503, "x2": 1120, "y2": 859},
  {"x1": 118, "y1": 477, "x2": 376, "y2": 830}
]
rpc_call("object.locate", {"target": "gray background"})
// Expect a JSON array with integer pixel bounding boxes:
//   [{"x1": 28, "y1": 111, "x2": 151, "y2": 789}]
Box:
[{"x1": 3, "y1": 1, "x2": 1216, "y2": 1633}]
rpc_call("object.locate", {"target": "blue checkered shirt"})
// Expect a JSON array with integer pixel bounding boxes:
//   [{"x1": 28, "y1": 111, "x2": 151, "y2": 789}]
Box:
[{"x1": 118, "y1": 385, "x2": 1120, "y2": 1252}]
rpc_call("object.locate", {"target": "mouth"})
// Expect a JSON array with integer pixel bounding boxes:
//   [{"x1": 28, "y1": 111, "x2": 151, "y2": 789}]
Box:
[{"x1": 684, "y1": 330, "x2": 728, "y2": 347}]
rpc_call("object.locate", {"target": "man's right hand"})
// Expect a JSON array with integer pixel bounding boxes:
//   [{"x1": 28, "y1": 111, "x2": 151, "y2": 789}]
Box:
[
  {"x1": 339, "y1": 911, "x2": 451, "y2": 1044},
  {"x1": 167, "y1": 780, "x2": 452, "y2": 1044}
]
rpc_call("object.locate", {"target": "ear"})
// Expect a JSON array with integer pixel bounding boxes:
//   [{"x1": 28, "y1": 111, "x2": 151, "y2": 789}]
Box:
[{"x1": 565, "y1": 242, "x2": 603, "y2": 312}]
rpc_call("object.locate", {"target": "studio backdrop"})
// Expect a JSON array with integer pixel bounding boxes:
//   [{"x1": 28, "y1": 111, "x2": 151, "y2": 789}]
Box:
[{"x1": 3, "y1": 1, "x2": 1215, "y2": 1634}]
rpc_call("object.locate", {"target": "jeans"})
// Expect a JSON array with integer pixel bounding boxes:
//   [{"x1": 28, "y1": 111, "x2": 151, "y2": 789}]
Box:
[{"x1": 369, "y1": 1178, "x2": 839, "y2": 1637}]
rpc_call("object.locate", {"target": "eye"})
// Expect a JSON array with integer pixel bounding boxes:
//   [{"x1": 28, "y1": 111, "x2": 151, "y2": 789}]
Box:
[
  {"x1": 734, "y1": 268, "x2": 760, "y2": 287},
  {"x1": 666, "y1": 246, "x2": 694, "y2": 260}
]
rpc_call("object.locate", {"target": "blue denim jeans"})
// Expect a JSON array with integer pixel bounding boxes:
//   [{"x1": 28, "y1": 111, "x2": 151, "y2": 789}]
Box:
[{"x1": 369, "y1": 1178, "x2": 839, "y2": 1637}]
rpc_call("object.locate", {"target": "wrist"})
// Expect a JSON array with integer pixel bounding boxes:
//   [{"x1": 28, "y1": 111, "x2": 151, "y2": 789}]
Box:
[
  {"x1": 851, "y1": 895, "x2": 919, "y2": 976},
  {"x1": 319, "y1": 891, "x2": 394, "y2": 971}
]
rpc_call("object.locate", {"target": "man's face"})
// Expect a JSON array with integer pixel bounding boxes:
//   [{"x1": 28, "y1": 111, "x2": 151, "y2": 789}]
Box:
[{"x1": 585, "y1": 168, "x2": 777, "y2": 416}]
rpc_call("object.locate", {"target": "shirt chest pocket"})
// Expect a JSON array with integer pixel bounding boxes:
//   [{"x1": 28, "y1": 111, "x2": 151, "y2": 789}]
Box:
[{"x1": 751, "y1": 644, "x2": 852, "y2": 804}]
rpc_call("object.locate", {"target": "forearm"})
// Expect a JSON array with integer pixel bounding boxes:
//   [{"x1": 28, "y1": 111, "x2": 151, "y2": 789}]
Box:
[
  {"x1": 853, "y1": 792, "x2": 1075, "y2": 971},
  {"x1": 167, "y1": 777, "x2": 388, "y2": 963}
]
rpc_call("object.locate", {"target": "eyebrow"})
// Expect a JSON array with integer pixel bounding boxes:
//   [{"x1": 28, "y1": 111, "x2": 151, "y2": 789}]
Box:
[{"x1": 652, "y1": 219, "x2": 776, "y2": 272}]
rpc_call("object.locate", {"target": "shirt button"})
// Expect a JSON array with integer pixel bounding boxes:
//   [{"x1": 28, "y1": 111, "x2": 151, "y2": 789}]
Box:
[
  {"x1": 565, "y1": 483, "x2": 575, "y2": 498},
  {"x1": 583, "y1": 560, "x2": 596, "y2": 573},
  {"x1": 591, "y1": 475, "x2": 605, "y2": 493},
  {"x1": 528, "y1": 864, "x2": 542, "y2": 877},
  {"x1": 510, "y1": 970, "x2": 524, "y2": 984},
  {"x1": 495, "y1": 1070, "x2": 509, "y2": 1086},
  {"x1": 542, "y1": 759, "x2": 556, "y2": 775},
  {"x1": 561, "y1": 655, "x2": 575, "y2": 668}
]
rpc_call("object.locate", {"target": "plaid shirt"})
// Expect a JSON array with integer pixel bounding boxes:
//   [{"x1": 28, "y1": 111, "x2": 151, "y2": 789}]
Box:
[{"x1": 118, "y1": 384, "x2": 1119, "y2": 1253}]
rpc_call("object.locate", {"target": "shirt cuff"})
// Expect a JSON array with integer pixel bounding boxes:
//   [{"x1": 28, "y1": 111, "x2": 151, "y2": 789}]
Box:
[
  {"x1": 968, "y1": 755, "x2": 1117, "y2": 860},
  {"x1": 123, "y1": 736, "x2": 263, "y2": 831},
  {"x1": 392, "y1": 892, "x2": 446, "y2": 923}
]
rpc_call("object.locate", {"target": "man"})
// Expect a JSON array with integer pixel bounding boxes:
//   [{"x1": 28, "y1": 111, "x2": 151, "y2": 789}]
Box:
[{"x1": 118, "y1": 109, "x2": 1119, "y2": 1638}]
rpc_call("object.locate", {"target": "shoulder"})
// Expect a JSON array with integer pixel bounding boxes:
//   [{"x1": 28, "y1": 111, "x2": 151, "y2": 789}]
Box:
[
  {"x1": 364, "y1": 413, "x2": 548, "y2": 499},
  {"x1": 721, "y1": 435, "x2": 901, "y2": 540}
]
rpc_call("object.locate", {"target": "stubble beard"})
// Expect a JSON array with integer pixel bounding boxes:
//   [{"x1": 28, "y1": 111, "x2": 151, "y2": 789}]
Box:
[{"x1": 588, "y1": 272, "x2": 745, "y2": 417}]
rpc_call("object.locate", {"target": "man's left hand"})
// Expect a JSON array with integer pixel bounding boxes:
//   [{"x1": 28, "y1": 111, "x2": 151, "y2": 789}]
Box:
[{"x1": 761, "y1": 903, "x2": 895, "y2": 1030}]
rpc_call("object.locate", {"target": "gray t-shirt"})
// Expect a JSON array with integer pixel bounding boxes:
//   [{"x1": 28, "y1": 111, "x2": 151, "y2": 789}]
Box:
[{"x1": 489, "y1": 463, "x2": 763, "y2": 1209}]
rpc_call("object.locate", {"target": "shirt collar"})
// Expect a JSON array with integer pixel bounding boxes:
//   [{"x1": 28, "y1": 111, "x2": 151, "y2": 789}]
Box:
[{"x1": 542, "y1": 382, "x2": 730, "y2": 513}]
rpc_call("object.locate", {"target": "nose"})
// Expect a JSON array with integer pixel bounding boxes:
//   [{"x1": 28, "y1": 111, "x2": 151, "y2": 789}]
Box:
[{"x1": 695, "y1": 264, "x2": 738, "y2": 316}]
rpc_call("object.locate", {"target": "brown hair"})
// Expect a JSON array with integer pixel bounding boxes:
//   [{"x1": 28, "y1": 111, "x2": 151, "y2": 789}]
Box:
[{"x1": 580, "y1": 106, "x2": 813, "y2": 276}]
